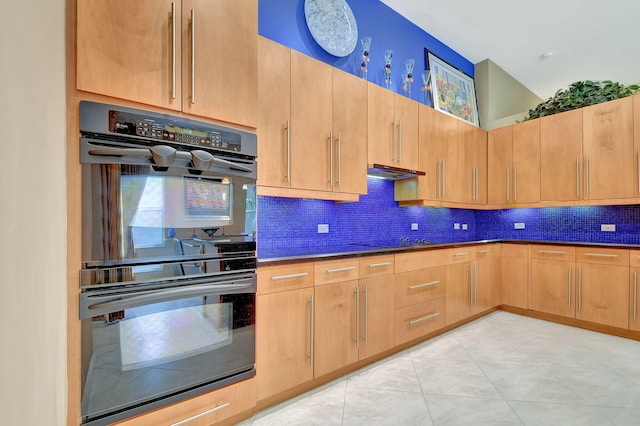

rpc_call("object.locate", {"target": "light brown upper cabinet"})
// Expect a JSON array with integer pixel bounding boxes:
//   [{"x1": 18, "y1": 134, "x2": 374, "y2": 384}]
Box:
[
  {"x1": 77, "y1": 0, "x2": 258, "y2": 128},
  {"x1": 635, "y1": 96, "x2": 640, "y2": 198},
  {"x1": 257, "y1": 39, "x2": 366, "y2": 200},
  {"x1": 488, "y1": 120, "x2": 540, "y2": 206},
  {"x1": 540, "y1": 109, "x2": 583, "y2": 202},
  {"x1": 457, "y1": 120, "x2": 488, "y2": 204},
  {"x1": 368, "y1": 84, "x2": 419, "y2": 171},
  {"x1": 582, "y1": 97, "x2": 634, "y2": 200}
]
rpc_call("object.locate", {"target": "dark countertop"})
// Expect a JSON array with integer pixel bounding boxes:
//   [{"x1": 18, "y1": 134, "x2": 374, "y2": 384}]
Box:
[{"x1": 257, "y1": 239, "x2": 640, "y2": 265}]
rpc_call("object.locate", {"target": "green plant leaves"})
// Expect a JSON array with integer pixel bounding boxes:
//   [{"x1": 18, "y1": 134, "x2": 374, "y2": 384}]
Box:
[{"x1": 523, "y1": 80, "x2": 639, "y2": 121}]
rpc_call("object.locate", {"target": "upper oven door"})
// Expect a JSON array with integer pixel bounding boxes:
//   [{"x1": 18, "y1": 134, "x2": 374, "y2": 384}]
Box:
[{"x1": 81, "y1": 138, "x2": 257, "y2": 269}]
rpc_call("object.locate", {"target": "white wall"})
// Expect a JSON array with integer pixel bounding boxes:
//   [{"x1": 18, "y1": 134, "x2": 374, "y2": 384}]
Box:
[{"x1": 0, "y1": 1, "x2": 67, "y2": 424}]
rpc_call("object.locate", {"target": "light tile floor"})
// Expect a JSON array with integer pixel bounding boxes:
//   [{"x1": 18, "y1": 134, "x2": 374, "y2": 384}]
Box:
[{"x1": 239, "y1": 311, "x2": 640, "y2": 425}]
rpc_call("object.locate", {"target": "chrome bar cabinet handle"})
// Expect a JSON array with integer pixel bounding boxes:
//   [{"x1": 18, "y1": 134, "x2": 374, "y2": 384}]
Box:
[
  {"x1": 392, "y1": 120, "x2": 397, "y2": 162},
  {"x1": 576, "y1": 157, "x2": 580, "y2": 197},
  {"x1": 585, "y1": 156, "x2": 589, "y2": 197},
  {"x1": 354, "y1": 286, "x2": 360, "y2": 348},
  {"x1": 567, "y1": 265, "x2": 572, "y2": 309},
  {"x1": 513, "y1": 166, "x2": 517, "y2": 201},
  {"x1": 309, "y1": 295, "x2": 314, "y2": 365},
  {"x1": 584, "y1": 253, "x2": 618, "y2": 258},
  {"x1": 190, "y1": 9, "x2": 196, "y2": 104},
  {"x1": 286, "y1": 120, "x2": 291, "y2": 182},
  {"x1": 506, "y1": 167, "x2": 510, "y2": 202},
  {"x1": 408, "y1": 312, "x2": 440, "y2": 326},
  {"x1": 442, "y1": 159, "x2": 446, "y2": 198},
  {"x1": 578, "y1": 267, "x2": 582, "y2": 311},
  {"x1": 538, "y1": 250, "x2": 567, "y2": 255},
  {"x1": 271, "y1": 272, "x2": 308, "y2": 281},
  {"x1": 408, "y1": 280, "x2": 440, "y2": 290},
  {"x1": 328, "y1": 131, "x2": 334, "y2": 186},
  {"x1": 398, "y1": 120, "x2": 403, "y2": 164},
  {"x1": 634, "y1": 272, "x2": 638, "y2": 321},
  {"x1": 368, "y1": 262, "x2": 392, "y2": 268},
  {"x1": 171, "y1": 3, "x2": 177, "y2": 99},
  {"x1": 170, "y1": 402, "x2": 230, "y2": 426},
  {"x1": 326, "y1": 266, "x2": 356, "y2": 273},
  {"x1": 364, "y1": 285, "x2": 369, "y2": 346},
  {"x1": 337, "y1": 133, "x2": 342, "y2": 188}
]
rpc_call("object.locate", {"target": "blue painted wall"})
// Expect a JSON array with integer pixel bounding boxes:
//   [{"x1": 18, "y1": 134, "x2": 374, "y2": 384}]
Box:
[{"x1": 258, "y1": 0, "x2": 473, "y2": 103}]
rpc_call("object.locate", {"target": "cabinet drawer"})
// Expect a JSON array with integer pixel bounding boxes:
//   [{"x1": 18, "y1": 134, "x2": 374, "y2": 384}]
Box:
[
  {"x1": 501, "y1": 243, "x2": 530, "y2": 258},
  {"x1": 315, "y1": 258, "x2": 359, "y2": 285},
  {"x1": 444, "y1": 247, "x2": 476, "y2": 264},
  {"x1": 474, "y1": 244, "x2": 498, "y2": 259},
  {"x1": 394, "y1": 297, "x2": 446, "y2": 345},
  {"x1": 358, "y1": 255, "x2": 394, "y2": 278},
  {"x1": 630, "y1": 250, "x2": 640, "y2": 268},
  {"x1": 113, "y1": 378, "x2": 256, "y2": 426},
  {"x1": 531, "y1": 244, "x2": 575, "y2": 261},
  {"x1": 576, "y1": 247, "x2": 629, "y2": 266},
  {"x1": 395, "y1": 249, "x2": 451, "y2": 273},
  {"x1": 394, "y1": 266, "x2": 446, "y2": 308},
  {"x1": 258, "y1": 262, "x2": 315, "y2": 294}
]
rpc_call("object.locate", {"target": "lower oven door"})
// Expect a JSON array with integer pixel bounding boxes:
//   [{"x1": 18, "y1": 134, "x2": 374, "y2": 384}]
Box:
[{"x1": 79, "y1": 274, "x2": 256, "y2": 425}]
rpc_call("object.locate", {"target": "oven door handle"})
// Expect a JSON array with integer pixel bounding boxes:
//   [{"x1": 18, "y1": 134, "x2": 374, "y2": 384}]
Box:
[
  {"x1": 81, "y1": 280, "x2": 254, "y2": 319},
  {"x1": 87, "y1": 145, "x2": 253, "y2": 173}
]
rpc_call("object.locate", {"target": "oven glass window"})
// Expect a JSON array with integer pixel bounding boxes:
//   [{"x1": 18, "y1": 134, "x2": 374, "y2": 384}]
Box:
[{"x1": 81, "y1": 292, "x2": 255, "y2": 422}]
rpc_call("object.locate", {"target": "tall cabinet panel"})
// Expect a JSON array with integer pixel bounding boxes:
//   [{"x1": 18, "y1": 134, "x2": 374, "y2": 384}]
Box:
[
  {"x1": 582, "y1": 97, "x2": 634, "y2": 200},
  {"x1": 290, "y1": 51, "x2": 333, "y2": 192},
  {"x1": 487, "y1": 126, "x2": 512, "y2": 205},
  {"x1": 181, "y1": 0, "x2": 258, "y2": 126},
  {"x1": 457, "y1": 121, "x2": 487, "y2": 204},
  {"x1": 539, "y1": 109, "x2": 583, "y2": 202},
  {"x1": 332, "y1": 69, "x2": 368, "y2": 195},
  {"x1": 77, "y1": 0, "x2": 182, "y2": 111},
  {"x1": 257, "y1": 37, "x2": 291, "y2": 188}
]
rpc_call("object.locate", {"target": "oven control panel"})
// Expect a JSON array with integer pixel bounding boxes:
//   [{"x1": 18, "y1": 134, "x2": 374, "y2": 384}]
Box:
[{"x1": 108, "y1": 109, "x2": 242, "y2": 152}]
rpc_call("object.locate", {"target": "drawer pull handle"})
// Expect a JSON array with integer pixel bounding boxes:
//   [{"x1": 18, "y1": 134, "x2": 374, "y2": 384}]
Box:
[
  {"x1": 170, "y1": 402, "x2": 230, "y2": 426},
  {"x1": 478, "y1": 249, "x2": 490, "y2": 253},
  {"x1": 271, "y1": 272, "x2": 309, "y2": 281},
  {"x1": 408, "y1": 312, "x2": 440, "y2": 325},
  {"x1": 584, "y1": 253, "x2": 618, "y2": 258},
  {"x1": 368, "y1": 262, "x2": 392, "y2": 268},
  {"x1": 327, "y1": 266, "x2": 356, "y2": 273},
  {"x1": 537, "y1": 250, "x2": 567, "y2": 255},
  {"x1": 409, "y1": 280, "x2": 440, "y2": 290},
  {"x1": 454, "y1": 252, "x2": 469, "y2": 257}
]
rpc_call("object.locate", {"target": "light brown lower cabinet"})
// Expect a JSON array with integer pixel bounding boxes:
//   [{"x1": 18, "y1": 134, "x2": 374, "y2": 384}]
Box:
[
  {"x1": 112, "y1": 378, "x2": 256, "y2": 426},
  {"x1": 575, "y1": 262, "x2": 629, "y2": 329},
  {"x1": 500, "y1": 244, "x2": 529, "y2": 308},
  {"x1": 357, "y1": 275, "x2": 396, "y2": 359},
  {"x1": 630, "y1": 267, "x2": 640, "y2": 331},
  {"x1": 530, "y1": 245, "x2": 577, "y2": 318},
  {"x1": 394, "y1": 266, "x2": 446, "y2": 345}
]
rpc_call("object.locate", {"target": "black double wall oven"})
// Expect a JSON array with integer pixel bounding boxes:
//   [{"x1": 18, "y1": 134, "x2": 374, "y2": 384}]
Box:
[{"x1": 78, "y1": 101, "x2": 257, "y2": 425}]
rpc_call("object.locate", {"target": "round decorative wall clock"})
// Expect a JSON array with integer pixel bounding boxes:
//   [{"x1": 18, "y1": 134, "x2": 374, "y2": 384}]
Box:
[{"x1": 304, "y1": 0, "x2": 358, "y2": 57}]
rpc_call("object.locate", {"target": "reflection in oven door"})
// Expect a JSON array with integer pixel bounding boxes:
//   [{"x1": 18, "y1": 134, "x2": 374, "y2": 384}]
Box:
[{"x1": 79, "y1": 276, "x2": 255, "y2": 425}]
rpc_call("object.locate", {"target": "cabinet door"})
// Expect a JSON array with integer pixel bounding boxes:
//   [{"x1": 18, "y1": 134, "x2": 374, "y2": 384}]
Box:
[
  {"x1": 256, "y1": 288, "x2": 314, "y2": 401},
  {"x1": 487, "y1": 126, "x2": 513, "y2": 205},
  {"x1": 540, "y1": 109, "x2": 583, "y2": 201},
  {"x1": 257, "y1": 37, "x2": 291, "y2": 188},
  {"x1": 77, "y1": 0, "x2": 182, "y2": 111},
  {"x1": 634, "y1": 96, "x2": 640, "y2": 197},
  {"x1": 630, "y1": 268, "x2": 640, "y2": 331},
  {"x1": 367, "y1": 84, "x2": 395, "y2": 166},
  {"x1": 500, "y1": 244, "x2": 529, "y2": 309},
  {"x1": 530, "y1": 259, "x2": 575, "y2": 318},
  {"x1": 577, "y1": 263, "x2": 629, "y2": 328},
  {"x1": 458, "y1": 121, "x2": 487, "y2": 204},
  {"x1": 181, "y1": 0, "x2": 258, "y2": 127},
  {"x1": 314, "y1": 280, "x2": 359, "y2": 377},
  {"x1": 472, "y1": 257, "x2": 499, "y2": 314},
  {"x1": 358, "y1": 276, "x2": 395, "y2": 360},
  {"x1": 415, "y1": 105, "x2": 458, "y2": 200},
  {"x1": 445, "y1": 262, "x2": 471, "y2": 325},
  {"x1": 332, "y1": 69, "x2": 367, "y2": 195},
  {"x1": 290, "y1": 51, "x2": 333, "y2": 192},
  {"x1": 582, "y1": 97, "x2": 634, "y2": 200},
  {"x1": 394, "y1": 94, "x2": 419, "y2": 170},
  {"x1": 512, "y1": 119, "x2": 541, "y2": 204}
]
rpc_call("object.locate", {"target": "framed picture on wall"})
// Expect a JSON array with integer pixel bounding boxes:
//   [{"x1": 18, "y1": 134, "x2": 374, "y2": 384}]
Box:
[{"x1": 425, "y1": 49, "x2": 479, "y2": 127}]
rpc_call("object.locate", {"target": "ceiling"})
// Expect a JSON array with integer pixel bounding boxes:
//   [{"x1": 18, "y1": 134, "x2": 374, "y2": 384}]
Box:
[{"x1": 380, "y1": 0, "x2": 640, "y2": 99}]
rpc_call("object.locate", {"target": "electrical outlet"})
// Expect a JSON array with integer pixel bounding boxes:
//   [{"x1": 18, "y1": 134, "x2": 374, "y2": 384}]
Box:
[
  {"x1": 514, "y1": 223, "x2": 525, "y2": 229},
  {"x1": 411, "y1": 223, "x2": 419, "y2": 231},
  {"x1": 462, "y1": 224, "x2": 468, "y2": 230},
  {"x1": 454, "y1": 223, "x2": 460, "y2": 230},
  {"x1": 601, "y1": 224, "x2": 616, "y2": 232},
  {"x1": 317, "y1": 224, "x2": 329, "y2": 234}
]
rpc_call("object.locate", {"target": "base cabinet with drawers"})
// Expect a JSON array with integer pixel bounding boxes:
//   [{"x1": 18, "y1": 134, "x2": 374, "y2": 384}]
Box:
[{"x1": 630, "y1": 250, "x2": 640, "y2": 331}]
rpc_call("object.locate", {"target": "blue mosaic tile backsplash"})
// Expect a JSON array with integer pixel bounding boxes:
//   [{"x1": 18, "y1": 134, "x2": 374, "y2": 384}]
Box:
[{"x1": 257, "y1": 179, "x2": 640, "y2": 259}]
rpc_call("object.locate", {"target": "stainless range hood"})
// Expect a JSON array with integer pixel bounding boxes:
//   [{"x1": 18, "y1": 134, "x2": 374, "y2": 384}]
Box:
[{"x1": 367, "y1": 163, "x2": 426, "y2": 180}]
